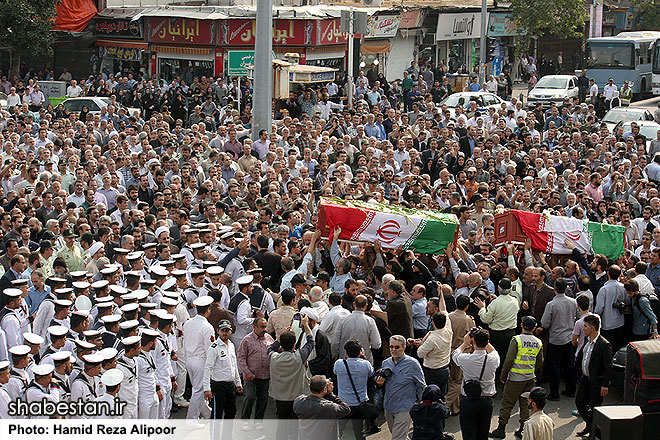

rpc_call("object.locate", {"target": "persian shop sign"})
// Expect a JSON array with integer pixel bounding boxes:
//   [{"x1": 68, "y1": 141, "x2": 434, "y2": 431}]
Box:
[
  {"x1": 148, "y1": 18, "x2": 215, "y2": 44},
  {"x1": 220, "y1": 19, "x2": 316, "y2": 46}
]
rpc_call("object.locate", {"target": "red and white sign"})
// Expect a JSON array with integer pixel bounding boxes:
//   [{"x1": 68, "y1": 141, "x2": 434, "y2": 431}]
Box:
[{"x1": 318, "y1": 18, "x2": 348, "y2": 45}]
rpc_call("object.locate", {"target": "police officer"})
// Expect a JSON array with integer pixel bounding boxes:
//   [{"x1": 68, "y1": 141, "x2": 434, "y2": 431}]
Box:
[
  {"x1": 620, "y1": 80, "x2": 632, "y2": 106},
  {"x1": 26, "y1": 363, "x2": 61, "y2": 416},
  {"x1": 117, "y1": 336, "x2": 140, "y2": 419},
  {"x1": 183, "y1": 295, "x2": 215, "y2": 420},
  {"x1": 490, "y1": 316, "x2": 544, "y2": 439},
  {"x1": 137, "y1": 329, "x2": 161, "y2": 419},
  {"x1": 95, "y1": 368, "x2": 124, "y2": 419},
  {"x1": 204, "y1": 319, "x2": 242, "y2": 419}
]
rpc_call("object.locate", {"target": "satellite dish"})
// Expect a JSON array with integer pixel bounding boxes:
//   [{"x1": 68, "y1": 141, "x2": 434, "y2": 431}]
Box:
[{"x1": 75, "y1": 296, "x2": 92, "y2": 312}]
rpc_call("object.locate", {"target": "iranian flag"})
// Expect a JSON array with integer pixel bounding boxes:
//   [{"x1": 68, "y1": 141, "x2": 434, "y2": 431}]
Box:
[
  {"x1": 317, "y1": 198, "x2": 459, "y2": 254},
  {"x1": 511, "y1": 210, "x2": 625, "y2": 260}
]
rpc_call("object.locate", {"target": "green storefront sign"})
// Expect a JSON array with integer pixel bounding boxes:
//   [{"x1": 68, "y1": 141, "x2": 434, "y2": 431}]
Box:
[{"x1": 227, "y1": 50, "x2": 255, "y2": 76}]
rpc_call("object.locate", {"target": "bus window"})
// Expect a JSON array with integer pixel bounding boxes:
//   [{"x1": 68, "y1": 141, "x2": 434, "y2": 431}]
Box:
[{"x1": 586, "y1": 43, "x2": 634, "y2": 69}]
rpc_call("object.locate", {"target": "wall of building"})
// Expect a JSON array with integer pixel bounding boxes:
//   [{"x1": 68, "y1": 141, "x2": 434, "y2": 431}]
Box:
[{"x1": 386, "y1": 31, "x2": 415, "y2": 82}]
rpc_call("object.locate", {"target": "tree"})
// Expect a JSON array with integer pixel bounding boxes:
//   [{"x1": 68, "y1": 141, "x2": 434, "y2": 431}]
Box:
[
  {"x1": 631, "y1": 0, "x2": 660, "y2": 30},
  {"x1": 510, "y1": 0, "x2": 586, "y2": 45},
  {"x1": 0, "y1": 0, "x2": 58, "y2": 77}
]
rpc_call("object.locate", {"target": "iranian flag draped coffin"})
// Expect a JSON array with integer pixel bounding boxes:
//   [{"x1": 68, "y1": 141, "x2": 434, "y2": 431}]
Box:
[
  {"x1": 317, "y1": 198, "x2": 459, "y2": 254},
  {"x1": 511, "y1": 210, "x2": 625, "y2": 260}
]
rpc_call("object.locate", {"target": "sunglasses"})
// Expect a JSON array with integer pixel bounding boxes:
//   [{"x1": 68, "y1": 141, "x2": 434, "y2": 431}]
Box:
[{"x1": 389, "y1": 345, "x2": 401, "y2": 349}]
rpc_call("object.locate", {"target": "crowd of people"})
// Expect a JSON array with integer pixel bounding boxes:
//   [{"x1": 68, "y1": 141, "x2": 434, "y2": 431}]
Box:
[{"x1": 0, "y1": 57, "x2": 659, "y2": 440}]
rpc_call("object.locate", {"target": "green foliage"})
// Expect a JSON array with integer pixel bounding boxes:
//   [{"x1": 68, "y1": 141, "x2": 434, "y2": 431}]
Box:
[
  {"x1": 0, "y1": 0, "x2": 58, "y2": 57},
  {"x1": 632, "y1": 0, "x2": 660, "y2": 30},
  {"x1": 510, "y1": 0, "x2": 586, "y2": 40}
]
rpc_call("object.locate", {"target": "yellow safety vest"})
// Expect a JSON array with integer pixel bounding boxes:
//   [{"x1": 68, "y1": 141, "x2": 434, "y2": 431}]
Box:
[
  {"x1": 509, "y1": 334, "x2": 542, "y2": 378},
  {"x1": 620, "y1": 86, "x2": 632, "y2": 105}
]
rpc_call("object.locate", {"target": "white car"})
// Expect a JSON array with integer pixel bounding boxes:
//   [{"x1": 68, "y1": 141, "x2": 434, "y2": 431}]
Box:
[
  {"x1": 615, "y1": 120, "x2": 660, "y2": 149},
  {"x1": 61, "y1": 97, "x2": 140, "y2": 118},
  {"x1": 527, "y1": 75, "x2": 579, "y2": 109},
  {"x1": 438, "y1": 92, "x2": 511, "y2": 117},
  {"x1": 602, "y1": 107, "x2": 655, "y2": 132}
]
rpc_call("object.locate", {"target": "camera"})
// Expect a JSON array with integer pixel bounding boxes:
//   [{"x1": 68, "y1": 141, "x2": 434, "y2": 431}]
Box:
[
  {"x1": 374, "y1": 368, "x2": 393, "y2": 379},
  {"x1": 613, "y1": 300, "x2": 626, "y2": 312}
]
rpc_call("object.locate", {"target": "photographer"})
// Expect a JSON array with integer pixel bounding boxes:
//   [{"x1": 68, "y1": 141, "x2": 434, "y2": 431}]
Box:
[
  {"x1": 624, "y1": 279, "x2": 660, "y2": 341},
  {"x1": 375, "y1": 334, "x2": 426, "y2": 440},
  {"x1": 452, "y1": 327, "x2": 500, "y2": 440}
]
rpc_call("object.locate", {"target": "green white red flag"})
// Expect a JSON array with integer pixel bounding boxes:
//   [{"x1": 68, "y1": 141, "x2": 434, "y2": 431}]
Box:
[
  {"x1": 511, "y1": 210, "x2": 625, "y2": 260},
  {"x1": 317, "y1": 198, "x2": 458, "y2": 254}
]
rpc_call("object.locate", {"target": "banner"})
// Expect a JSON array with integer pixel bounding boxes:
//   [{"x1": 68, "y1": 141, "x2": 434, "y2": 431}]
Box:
[
  {"x1": 148, "y1": 17, "x2": 215, "y2": 44},
  {"x1": 511, "y1": 210, "x2": 625, "y2": 260},
  {"x1": 317, "y1": 198, "x2": 458, "y2": 254}
]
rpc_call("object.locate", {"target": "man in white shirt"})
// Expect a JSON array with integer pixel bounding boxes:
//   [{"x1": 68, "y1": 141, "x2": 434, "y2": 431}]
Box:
[
  {"x1": 66, "y1": 80, "x2": 83, "y2": 98},
  {"x1": 603, "y1": 78, "x2": 617, "y2": 103},
  {"x1": 183, "y1": 296, "x2": 215, "y2": 420},
  {"x1": 204, "y1": 319, "x2": 242, "y2": 419},
  {"x1": 319, "y1": 292, "x2": 351, "y2": 343}
]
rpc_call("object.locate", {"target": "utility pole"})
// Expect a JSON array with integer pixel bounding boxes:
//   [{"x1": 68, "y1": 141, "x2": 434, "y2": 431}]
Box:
[
  {"x1": 479, "y1": 0, "x2": 487, "y2": 84},
  {"x1": 346, "y1": 8, "x2": 354, "y2": 109},
  {"x1": 252, "y1": 0, "x2": 273, "y2": 140}
]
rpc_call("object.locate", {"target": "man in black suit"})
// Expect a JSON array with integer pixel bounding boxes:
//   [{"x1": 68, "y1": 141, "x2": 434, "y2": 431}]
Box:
[
  {"x1": 0, "y1": 253, "x2": 27, "y2": 307},
  {"x1": 575, "y1": 314, "x2": 613, "y2": 438},
  {"x1": 253, "y1": 234, "x2": 283, "y2": 293}
]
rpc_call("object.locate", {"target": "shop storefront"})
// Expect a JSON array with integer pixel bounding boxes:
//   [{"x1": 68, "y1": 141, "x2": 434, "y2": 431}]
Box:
[
  {"x1": 306, "y1": 18, "x2": 348, "y2": 73},
  {"x1": 93, "y1": 16, "x2": 147, "y2": 76},
  {"x1": 147, "y1": 17, "x2": 217, "y2": 81},
  {"x1": 487, "y1": 12, "x2": 523, "y2": 76},
  {"x1": 363, "y1": 14, "x2": 401, "y2": 76},
  {"x1": 436, "y1": 11, "x2": 484, "y2": 73}
]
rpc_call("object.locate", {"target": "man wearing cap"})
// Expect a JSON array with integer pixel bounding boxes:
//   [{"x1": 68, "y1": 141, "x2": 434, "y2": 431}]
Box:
[
  {"x1": 185, "y1": 268, "x2": 210, "y2": 316},
  {"x1": 6, "y1": 345, "x2": 31, "y2": 401},
  {"x1": 204, "y1": 319, "x2": 242, "y2": 420},
  {"x1": 137, "y1": 329, "x2": 161, "y2": 419},
  {"x1": 0, "y1": 360, "x2": 11, "y2": 418},
  {"x1": 57, "y1": 229, "x2": 83, "y2": 272},
  {"x1": 52, "y1": 351, "x2": 73, "y2": 403},
  {"x1": 184, "y1": 295, "x2": 215, "y2": 420},
  {"x1": 26, "y1": 363, "x2": 61, "y2": 412},
  {"x1": 229, "y1": 275, "x2": 262, "y2": 347},
  {"x1": 474, "y1": 278, "x2": 519, "y2": 369},
  {"x1": 154, "y1": 312, "x2": 178, "y2": 416},
  {"x1": 490, "y1": 316, "x2": 544, "y2": 439},
  {"x1": 95, "y1": 369, "x2": 124, "y2": 419},
  {"x1": 521, "y1": 387, "x2": 554, "y2": 440},
  {"x1": 1, "y1": 288, "x2": 25, "y2": 348},
  {"x1": 71, "y1": 354, "x2": 102, "y2": 413},
  {"x1": 41, "y1": 325, "x2": 69, "y2": 364},
  {"x1": 206, "y1": 266, "x2": 230, "y2": 310},
  {"x1": 116, "y1": 336, "x2": 140, "y2": 418}
]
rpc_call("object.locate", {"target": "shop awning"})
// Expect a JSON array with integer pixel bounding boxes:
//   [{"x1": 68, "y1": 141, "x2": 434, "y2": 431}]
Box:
[
  {"x1": 54, "y1": 0, "x2": 97, "y2": 32},
  {"x1": 361, "y1": 39, "x2": 391, "y2": 54},
  {"x1": 96, "y1": 40, "x2": 148, "y2": 50},
  {"x1": 151, "y1": 45, "x2": 212, "y2": 56}
]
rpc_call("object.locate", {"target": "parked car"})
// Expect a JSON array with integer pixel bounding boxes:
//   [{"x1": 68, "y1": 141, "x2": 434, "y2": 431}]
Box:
[
  {"x1": 527, "y1": 75, "x2": 579, "y2": 108},
  {"x1": 602, "y1": 106, "x2": 655, "y2": 132},
  {"x1": 437, "y1": 92, "x2": 511, "y2": 118},
  {"x1": 613, "y1": 120, "x2": 660, "y2": 149},
  {"x1": 61, "y1": 97, "x2": 140, "y2": 117}
]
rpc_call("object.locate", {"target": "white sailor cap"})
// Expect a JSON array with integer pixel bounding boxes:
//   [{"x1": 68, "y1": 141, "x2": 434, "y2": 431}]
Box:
[
  {"x1": 3, "y1": 288, "x2": 22, "y2": 297},
  {"x1": 23, "y1": 333, "x2": 44, "y2": 345},
  {"x1": 160, "y1": 297, "x2": 178, "y2": 307},
  {"x1": 119, "y1": 319, "x2": 139, "y2": 330},
  {"x1": 157, "y1": 312, "x2": 175, "y2": 322},
  {"x1": 161, "y1": 279, "x2": 177, "y2": 291},
  {"x1": 82, "y1": 354, "x2": 103, "y2": 364},
  {"x1": 75, "y1": 339, "x2": 96, "y2": 350},
  {"x1": 100, "y1": 266, "x2": 119, "y2": 275},
  {"x1": 98, "y1": 347, "x2": 118, "y2": 361},
  {"x1": 191, "y1": 243, "x2": 206, "y2": 251},
  {"x1": 71, "y1": 310, "x2": 90, "y2": 319},
  {"x1": 54, "y1": 287, "x2": 73, "y2": 295},
  {"x1": 0, "y1": 361, "x2": 9, "y2": 370},
  {"x1": 101, "y1": 314, "x2": 121, "y2": 324},
  {"x1": 120, "y1": 303, "x2": 139, "y2": 314},
  {"x1": 172, "y1": 269, "x2": 187, "y2": 277},
  {"x1": 220, "y1": 231, "x2": 235, "y2": 240},
  {"x1": 70, "y1": 271, "x2": 88, "y2": 278},
  {"x1": 171, "y1": 254, "x2": 186, "y2": 261},
  {"x1": 109, "y1": 285, "x2": 129, "y2": 295},
  {"x1": 96, "y1": 296, "x2": 114, "y2": 303},
  {"x1": 121, "y1": 335, "x2": 141, "y2": 347},
  {"x1": 149, "y1": 265, "x2": 169, "y2": 277},
  {"x1": 236, "y1": 275, "x2": 254, "y2": 286},
  {"x1": 53, "y1": 299, "x2": 73, "y2": 308},
  {"x1": 9, "y1": 345, "x2": 31, "y2": 356},
  {"x1": 92, "y1": 280, "x2": 110, "y2": 289},
  {"x1": 32, "y1": 363, "x2": 55, "y2": 376},
  {"x1": 101, "y1": 368, "x2": 124, "y2": 387},
  {"x1": 72, "y1": 281, "x2": 90, "y2": 290},
  {"x1": 10, "y1": 279, "x2": 28, "y2": 287},
  {"x1": 127, "y1": 251, "x2": 144, "y2": 261},
  {"x1": 133, "y1": 289, "x2": 149, "y2": 301},
  {"x1": 51, "y1": 351, "x2": 73, "y2": 363},
  {"x1": 206, "y1": 266, "x2": 224, "y2": 275},
  {"x1": 83, "y1": 330, "x2": 101, "y2": 339},
  {"x1": 142, "y1": 328, "x2": 159, "y2": 338},
  {"x1": 47, "y1": 326, "x2": 69, "y2": 337},
  {"x1": 120, "y1": 293, "x2": 138, "y2": 302},
  {"x1": 189, "y1": 268, "x2": 206, "y2": 276},
  {"x1": 193, "y1": 296, "x2": 213, "y2": 307}
]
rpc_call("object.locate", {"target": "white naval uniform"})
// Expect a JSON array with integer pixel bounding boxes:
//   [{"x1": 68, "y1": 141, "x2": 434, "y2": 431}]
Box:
[
  {"x1": 116, "y1": 355, "x2": 138, "y2": 419},
  {"x1": 183, "y1": 285, "x2": 209, "y2": 318},
  {"x1": 0, "y1": 328, "x2": 7, "y2": 362},
  {"x1": 70, "y1": 371, "x2": 99, "y2": 418},
  {"x1": 173, "y1": 296, "x2": 189, "y2": 406},
  {"x1": 26, "y1": 382, "x2": 61, "y2": 418},
  {"x1": 205, "y1": 281, "x2": 230, "y2": 310},
  {"x1": 229, "y1": 294, "x2": 254, "y2": 348},
  {"x1": 16, "y1": 300, "x2": 31, "y2": 337},
  {"x1": 94, "y1": 393, "x2": 123, "y2": 419},
  {"x1": 154, "y1": 330, "x2": 174, "y2": 418},
  {"x1": 7, "y1": 368, "x2": 29, "y2": 401},
  {"x1": 32, "y1": 298, "x2": 56, "y2": 338},
  {"x1": 0, "y1": 383, "x2": 10, "y2": 418},
  {"x1": 183, "y1": 314, "x2": 214, "y2": 419},
  {"x1": 53, "y1": 371, "x2": 71, "y2": 403},
  {"x1": 136, "y1": 350, "x2": 160, "y2": 419},
  {"x1": 0, "y1": 308, "x2": 22, "y2": 348}
]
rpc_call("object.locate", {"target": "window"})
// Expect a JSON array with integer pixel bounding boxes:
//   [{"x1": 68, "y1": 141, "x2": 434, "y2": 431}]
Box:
[
  {"x1": 586, "y1": 42, "x2": 634, "y2": 69},
  {"x1": 483, "y1": 94, "x2": 500, "y2": 106}
]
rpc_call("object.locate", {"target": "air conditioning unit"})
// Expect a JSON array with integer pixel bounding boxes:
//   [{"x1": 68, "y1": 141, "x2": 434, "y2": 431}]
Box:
[
  {"x1": 423, "y1": 33, "x2": 436, "y2": 45},
  {"x1": 363, "y1": 0, "x2": 383, "y2": 6}
]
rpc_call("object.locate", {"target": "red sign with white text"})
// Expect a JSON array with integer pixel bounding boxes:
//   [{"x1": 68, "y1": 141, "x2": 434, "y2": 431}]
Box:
[
  {"x1": 318, "y1": 18, "x2": 348, "y2": 45},
  {"x1": 148, "y1": 18, "x2": 215, "y2": 44},
  {"x1": 219, "y1": 19, "x2": 316, "y2": 46}
]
